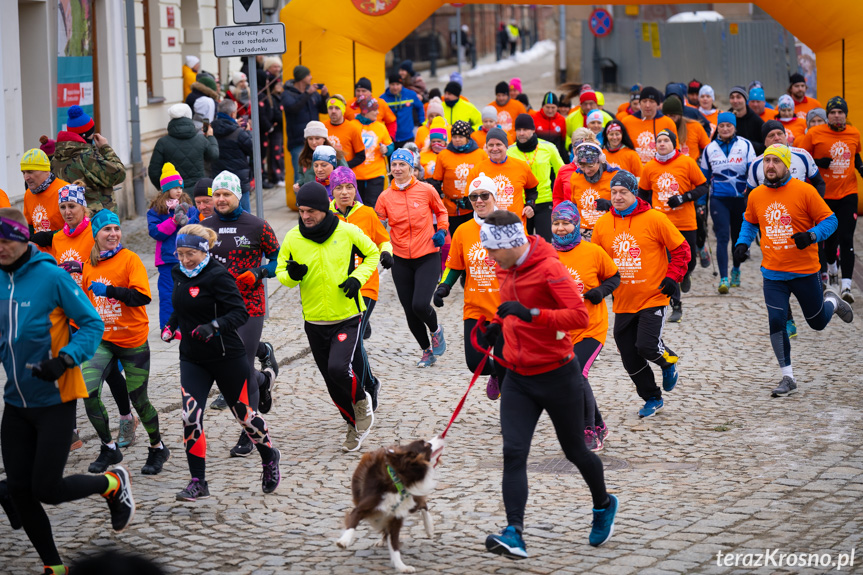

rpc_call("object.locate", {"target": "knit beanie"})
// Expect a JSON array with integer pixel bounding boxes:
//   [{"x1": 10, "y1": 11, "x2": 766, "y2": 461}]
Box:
[
  {"x1": 777, "y1": 94, "x2": 795, "y2": 110},
  {"x1": 541, "y1": 92, "x2": 559, "y2": 107},
  {"x1": 39, "y1": 135, "x2": 56, "y2": 157},
  {"x1": 764, "y1": 143, "x2": 791, "y2": 168},
  {"x1": 762, "y1": 120, "x2": 785, "y2": 141},
  {"x1": 717, "y1": 112, "x2": 737, "y2": 128},
  {"x1": 399, "y1": 60, "x2": 415, "y2": 75},
  {"x1": 575, "y1": 142, "x2": 603, "y2": 164},
  {"x1": 585, "y1": 110, "x2": 604, "y2": 125},
  {"x1": 687, "y1": 79, "x2": 702, "y2": 94},
  {"x1": 357, "y1": 95, "x2": 378, "y2": 114},
  {"x1": 160, "y1": 163, "x2": 184, "y2": 193},
  {"x1": 20, "y1": 148, "x2": 51, "y2": 172},
  {"x1": 91, "y1": 208, "x2": 120, "y2": 238},
  {"x1": 807, "y1": 108, "x2": 827, "y2": 126},
  {"x1": 551, "y1": 200, "x2": 580, "y2": 227},
  {"x1": 656, "y1": 128, "x2": 677, "y2": 149},
  {"x1": 355, "y1": 77, "x2": 372, "y2": 92},
  {"x1": 826, "y1": 96, "x2": 848, "y2": 115},
  {"x1": 212, "y1": 170, "x2": 242, "y2": 200},
  {"x1": 312, "y1": 145, "x2": 337, "y2": 167},
  {"x1": 444, "y1": 81, "x2": 462, "y2": 98},
  {"x1": 304, "y1": 121, "x2": 328, "y2": 140},
  {"x1": 509, "y1": 78, "x2": 522, "y2": 93},
  {"x1": 451, "y1": 120, "x2": 473, "y2": 138},
  {"x1": 481, "y1": 105, "x2": 498, "y2": 122},
  {"x1": 58, "y1": 184, "x2": 87, "y2": 207},
  {"x1": 329, "y1": 166, "x2": 357, "y2": 190},
  {"x1": 263, "y1": 57, "x2": 282, "y2": 72},
  {"x1": 196, "y1": 73, "x2": 219, "y2": 94},
  {"x1": 193, "y1": 178, "x2": 213, "y2": 198},
  {"x1": 293, "y1": 65, "x2": 311, "y2": 82},
  {"x1": 169, "y1": 103, "x2": 193, "y2": 120},
  {"x1": 639, "y1": 86, "x2": 663, "y2": 103},
  {"x1": 66, "y1": 105, "x2": 95, "y2": 138},
  {"x1": 579, "y1": 91, "x2": 598, "y2": 104},
  {"x1": 185, "y1": 55, "x2": 200, "y2": 69},
  {"x1": 426, "y1": 97, "x2": 445, "y2": 118},
  {"x1": 699, "y1": 85, "x2": 715, "y2": 100},
  {"x1": 388, "y1": 71, "x2": 402, "y2": 85},
  {"x1": 789, "y1": 73, "x2": 806, "y2": 87},
  {"x1": 486, "y1": 127, "x2": 508, "y2": 146},
  {"x1": 449, "y1": 72, "x2": 463, "y2": 86},
  {"x1": 231, "y1": 71, "x2": 247, "y2": 86},
  {"x1": 296, "y1": 182, "x2": 330, "y2": 212},
  {"x1": 468, "y1": 172, "x2": 497, "y2": 199},
  {"x1": 662, "y1": 96, "x2": 684, "y2": 116},
  {"x1": 514, "y1": 113, "x2": 534, "y2": 131},
  {"x1": 495, "y1": 81, "x2": 509, "y2": 95},
  {"x1": 729, "y1": 85, "x2": 748, "y2": 102},
  {"x1": 429, "y1": 117, "x2": 448, "y2": 142},
  {"x1": 391, "y1": 148, "x2": 415, "y2": 168},
  {"x1": 610, "y1": 170, "x2": 638, "y2": 194},
  {"x1": 748, "y1": 87, "x2": 766, "y2": 102}
]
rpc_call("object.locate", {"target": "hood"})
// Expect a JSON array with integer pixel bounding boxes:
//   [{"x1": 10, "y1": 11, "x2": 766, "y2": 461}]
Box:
[
  {"x1": 167, "y1": 117, "x2": 199, "y2": 139},
  {"x1": 13, "y1": 245, "x2": 59, "y2": 277},
  {"x1": 513, "y1": 235, "x2": 558, "y2": 272},
  {"x1": 57, "y1": 131, "x2": 87, "y2": 144},
  {"x1": 283, "y1": 80, "x2": 301, "y2": 95},
  {"x1": 610, "y1": 197, "x2": 652, "y2": 219},
  {"x1": 190, "y1": 81, "x2": 219, "y2": 100},
  {"x1": 212, "y1": 115, "x2": 239, "y2": 137},
  {"x1": 665, "y1": 83, "x2": 687, "y2": 102}
]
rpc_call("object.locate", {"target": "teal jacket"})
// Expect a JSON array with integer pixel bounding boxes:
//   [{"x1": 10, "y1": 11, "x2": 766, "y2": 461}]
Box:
[{"x1": 0, "y1": 247, "x2": 103, "y2": 408}]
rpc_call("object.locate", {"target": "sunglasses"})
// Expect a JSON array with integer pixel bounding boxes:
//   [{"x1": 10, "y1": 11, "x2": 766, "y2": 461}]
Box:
[{"x1": 468, "y1": 192, "x2": 492, "y2": 202}]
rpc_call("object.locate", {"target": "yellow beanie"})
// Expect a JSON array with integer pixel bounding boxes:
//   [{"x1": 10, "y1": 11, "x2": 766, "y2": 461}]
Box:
[
  {"x1": 764, "y1": 143, "x2": 792, "y2": 168},
  {"x1": 20, "y1": 148, "x2": 51, "y2": 172}
]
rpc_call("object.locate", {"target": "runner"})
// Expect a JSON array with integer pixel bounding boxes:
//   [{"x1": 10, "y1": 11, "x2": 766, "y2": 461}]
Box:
[
  {"x1": 549, "y1": 201, "x2": 620, "y2": 451},
  {"x1": 788, "y1": 73, "x2": 822, "y2": 121},
  {"x1": 806, "y1": 108, "x2": 827, "y2": 131},
  {"x1": 775, "y1": 95, "x2": 807, "y2": 144},
  {"x1": 200, "y1": 171, "x2": 280, "y2": 456},
  {"x1": 488, "y1": 81, "x2": 527, "y2": 138},
  {"x1": 323, "y1": 95, "x2": 366, "y2": 168},
  {"x1": 728, "y1": 86, "x2": 765, "y2": 155},
  {"x1": 592, "y1": 170, "x2": 691, "y2": 418},
  {"x1": 601, "y1": 120, "x2": 642, "y2": 177},
  {"x1": 621, "y1": 87, "x2": 678, "y2": 164},
  {"x1": 529, "y1": 92, "x2": 568, "y2": 161},
  {"x1": 442, "y1": 81, "x2": 482, "y2": 130},
  {"x1": 276, "y1": 183, "x2": 380, "y2": 451},
  {"x1": 0, "y1": 207, "x2": 133, "y2": 575},
  {"x1": 345, "y1": 77, "x2": 397, "y2": 137},
  {"x1": 749, "y1": 87, "x2": 777, "y2": 123},
  {"x1": 21, "y1": 149, "x2": 68, "y2": 252},
  {"x1": 375, "y1": 149, "x2": 449, "y2": 368},
  {"x1": 638, "y1": 129, "x2": 707, "y2": 322},
  {"x1": 352, "y1": 95, "x2": 393, "y2": 208},
  {"x1": 479, "y1": 210, "x2": 618, "y2": 559},
  {"x1": 562, "y1": 142, "x2": 618, "y2": 240},
  {"x1": 797, "y1": 96, "x2": 862, "y2": 302},
  {"x1": 162, "y1": 224, "x2": 281, "y2": 500},
  {"x1": 663, "y1": 96, "x2": 710, "y2": 160},
  {"x1": 433, "y1": 173, "x2": 505, "y2": 399},
  {"x1": 506, "y1": 114, "x2": 564, "y2": 241},
  {"x1": 700, "y1": 112, "x2": 756, "y2": 293},
  {"x1": 80, "y1": 209, "x2": 169, "y2": 475},
  {"x1": 697, "y1": 85, "x2": 719, "y2": 137},
  {"x1": 429, "y1": 120, "x2": 487, "y2": 233},
  {"x1": 734, "y1": 144, "x2": 851, "y2": 397},
  {"x1": 552, "y1": 128, "x2": 599, "y2": 209},
  {"x1": 472, "y1": 106, "x2": 510, "y2": 148}
]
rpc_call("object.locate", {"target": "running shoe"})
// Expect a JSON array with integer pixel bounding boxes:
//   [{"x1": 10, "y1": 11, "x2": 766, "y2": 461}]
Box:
[
  {"x1": 699, "y1": 247, "x2": 711, "y2": 268},
  {"x1": 104, "y1": 466, "x2": 135, "y2": 532},
  {"x1": 342, "y1": 424, "x2": 360, "y2": 452},
  {"x1": 116, "y1": 416, "x2": 138, "y2": 449},
  {"x1": 210, "y1": 393, "x2": 228, "y2": 410},
  {"x1": 141, "y1": 445, "x2": 170, "y2": 475},
  {"x1": 43, "y1": 567, "x2": 68, "y2": 575},
  {"x1": 486, "y1": 374, "x2": 501, "y2": 400},
  {"x1": 261, "y1": 448, "x2": 281, "y2": 494},
  {"x1": 230, "y1": 432, "x2": 254, "y2": 458},
  {"x1": 718, "y1": 277, "x2": 730, "y2": 294},
  {"x1": 828, "y1": 270, "x2": 840, "y2": 289},
  {"x1": 680, "y1": 272, "x2": 691, "y2": 294},
  {"x1": 589, "y1": 494, "x2": 619, "y2": 547},
  {"x1": 70, "y1": 430, "x2": 83, "y2": 451},
  {"x1": 584, "y1": 429, "x2": 603, "y2": 452},
  {"x1": 89, "y1": 444, "x2": 123, "y2": 473},
  {"x1": 825, "y1": 290, "x2": 854, "y2": 323},
  {"x1": 730, "y1": 268, "x2": 741, "y2": 287},
  {"x1": 0, "y1": 479, "x2": 22, "y2": 530},
  {"x1": 668, "y1": 302, "x2": 683, "y2": 323},
  {"x1": 596, "y1": 422, "x2": 610, "y2": 442},
  {"x1": 259, "y1": 341, "x2": 280, "y2": 379},
  {"x1": 662, "y1": 363, "x2": 679, "y2": 392},
  {"x1": 786, "y1": 319, "x2": 798, "y2": 338},
  {"x1": 485, "y1": 526, "x2": 528, "y2": 559},
  {"x1": 417, "y1": 348, "x2": 436, "y2": 368},
  {"x1": 258, "y1": 368, "x2": 276, "y2": 414},
  {"x1": 638, "y1": 398, "x2": 664, "y2": 418},
  {"x1": 841, "y1": 286, "x2": 855, "y2": 304},
  {"x1": 771, "y1": 376, "x2": 798, "y2": 397},
  {"x1": 176, "y1": 478, "x2": 210, "y2": 502},
  {"x1": 431, "y1": 325, "x2": 447, "y2": 356},
  {"x1": 353, "y1": 391, "x2": 375, "y2": 445}
]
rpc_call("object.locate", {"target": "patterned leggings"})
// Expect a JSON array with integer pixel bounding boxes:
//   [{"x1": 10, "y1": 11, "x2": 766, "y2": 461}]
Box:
[{"x1": 82, "y1": 341, "x2": 160, "y2": 446}]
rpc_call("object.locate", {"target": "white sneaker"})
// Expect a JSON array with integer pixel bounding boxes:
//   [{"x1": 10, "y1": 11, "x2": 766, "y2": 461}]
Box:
[
  {"x1": 352, "y1": 391, "x2": 374, "y2": 447},
  {"x1": 342, "y1": 425, "x2": 360, "y2": 452},
  {"x1": 826, "y1": 290, "x2": 854, "y2": 323},
  {"x1": 841, "y1": 286, "x2": 855, "y2": 303}
]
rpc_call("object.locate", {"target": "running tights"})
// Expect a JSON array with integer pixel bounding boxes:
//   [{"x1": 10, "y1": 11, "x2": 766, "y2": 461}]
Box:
[
  {"x1": 237, "y1": 315, "x2": 266, "y2": 411},
  {"x1": 824, "y1": 194, "x2": 857, "y2": 279},
  {"x1": 763, "y1": 273, "x2": 834, "y2": 369},
  {"x1": 392, "y1": 252, "x2": 440, "y2": 350},
  {"x1": 573, "y1": 337, "x2": 605, "y2": 429},
  {"x1": 710, "y1": 195, "x2": 746, "y2": 278}
]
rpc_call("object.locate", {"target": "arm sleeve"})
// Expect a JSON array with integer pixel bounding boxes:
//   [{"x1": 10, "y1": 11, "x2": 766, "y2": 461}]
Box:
[
  {"x1": 347, "y1": 149, "x2": 366, "y2": 169},
  {"x1": 54, "y1": 272, "x2": 104, "y2": 365},
  {"x1": 440, "y1": 267, "x2": 461, "y2": 286},
  {"x1": 637, "y1": 188, "x2": 653, "y2": 205},
  {"x1": 428, "y1": 178, "x2": 444, "y2": 196},
  {"x1": 211, "y1": 271, "x2": 250, "y2": 333},
  {"x1": 261, "y1": 222, "x2": 281, "y2": 277},
  {"x1": 429, "y1": 187, "x2": 449, "y2": 230},
  {"x1": 745, "y1": 160, "x2": 758, "y2": 191},
  {"x1": 688, "y1": 181, "x2": 709, "y2": 201},
  {"x1": 204, "y1": 135, "x2": 219, "y2": 162},
  {"x1": 524, "y1": 186, "x2": 539, "y2": 205},
  {"x1": 275, "y1": 235, "x2": 298, "y2": 288},
  {"x1": 808, "y1": 171, "x2": 827, "y2": 197},
  {"x1": 811, "y1": 213, "x2": 838, "y2": 242},
  {"x1": 593, "y1": 271, "x2": 620, "y2": 299},
  {"x1": 105, "y1": 286, "x2": 151, "y2": 307},
  {"x1": 415, "y1": 93, "x2": 426, "y2": 126},
  {"x1": 736, "y1": 219, "x2": 759, "y2": 247},
  {"x1": 665, "y1": 240, "x2": 691, "y2": 282},
  {"x1": 856, "y1": 153, "x2": 863, "y2": 179}
]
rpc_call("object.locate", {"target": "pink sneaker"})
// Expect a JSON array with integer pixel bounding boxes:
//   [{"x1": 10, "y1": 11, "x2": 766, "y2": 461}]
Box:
[{"x1": 486, "y1": 375, "x2": 501, "y2": 400}]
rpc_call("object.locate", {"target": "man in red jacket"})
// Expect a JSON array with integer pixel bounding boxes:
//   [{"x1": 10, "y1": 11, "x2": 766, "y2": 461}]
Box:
[{"x1": 480, "y1": 210, "x2": 618, "y2": 560}]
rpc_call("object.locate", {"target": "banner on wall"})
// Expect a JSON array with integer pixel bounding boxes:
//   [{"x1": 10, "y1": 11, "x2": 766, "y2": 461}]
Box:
[{"x1": 57, "y1": 0, "x2": 95, "y2": 129}]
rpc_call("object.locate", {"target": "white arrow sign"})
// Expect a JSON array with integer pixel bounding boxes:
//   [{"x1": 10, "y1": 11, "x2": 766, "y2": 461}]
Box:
[
  {"x1": 214, "y1": 23, "x2": 286, "y2": 57},
  {"x1": 233, "y1": 0, "x2": 262, "y2": 24}
]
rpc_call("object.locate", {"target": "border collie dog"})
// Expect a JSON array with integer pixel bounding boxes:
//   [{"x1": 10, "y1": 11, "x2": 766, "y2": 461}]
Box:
[{"x1": 337, "y1": 437, "x2": 445, "y2": 573}]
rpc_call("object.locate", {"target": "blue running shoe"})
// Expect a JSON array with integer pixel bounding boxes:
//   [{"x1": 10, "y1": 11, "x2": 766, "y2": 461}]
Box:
[
  {"x1": 416, "y1": 348, "x2": 436, "y2": 368},
  {"x1": 662, "y1": 363, "x2": 678, "y2": 392},
  {"x1": 730, "y1": 268, "x2": 741, "y2": 287},
  {"x1": 431, "y1": 325, "x2": 446, "y2": 356},
  {"x1": 589, "y1": 494, "x2": 619, "y2": 547},
  {"x1": 786, "y1": 319, "x2": 798, "y2": 339},
  {"x1": 485, "y1": 526, "x2": 528, "y2": 559},
  {"x1": 638, "y1": 398, "x2": 663, "y2": 418}
]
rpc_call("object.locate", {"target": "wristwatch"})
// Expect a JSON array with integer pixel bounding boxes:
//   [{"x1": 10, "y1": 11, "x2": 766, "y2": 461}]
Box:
[
  {"x1": 59, "y1": 352, "x2": 75, "y2": 368},
  {"x1": 530, "y1": 308, "x2": 541, "y2": 318},
  {"x1": 808, "y1": 231, "x2": 817, "y2": 244}
]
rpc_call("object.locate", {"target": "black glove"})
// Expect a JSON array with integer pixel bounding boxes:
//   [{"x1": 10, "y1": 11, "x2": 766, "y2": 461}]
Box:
[
  {"x1": 582, "y1": 288, "x2": 603, "y2": 305},
  {"x1": 733, "y1": 243, "x2": 750, "y2": 263},
  {"x1": 191, "y1": 321, "x2": 218, "y2": 342},
  {"x1": 791, "y1": 231, "x2": 816, "y2": 250},
  {"x1": 286, "y1": 260, "x2": 308, "y2": 281},
  {"x1": 497, "y1": 301, "x2": 533, "y2": 322},
  {"x1": 483, "y1": 322, "x2": 502, "y2": 347},
  {"x1": 31, "y1": 354, "x2": 71, "y2": 381},
  {"x1": 813, "y1": 157, "x2": 832, "y2": 169},
  {"x1": 455, "y1": 197, "x2": 473, "y2": 210},
  {"x1": 30, "y1": 231, "x2": 54, "y2": 248},
  {"x1": 433, "y1": 284, "x2": 451, "y2": 307},
  {"x1": 339, "y1": 277, "x2": 361, "y2": 299},
  {"x1": 658, "y1": 277, "x2": 677, "y2": 296},
  {"x1": 380, "y1": 251, "x2": 394, "y2": 270},
  {"x1": 595, "y1": 198, "x2": 612, "y2": 212}
]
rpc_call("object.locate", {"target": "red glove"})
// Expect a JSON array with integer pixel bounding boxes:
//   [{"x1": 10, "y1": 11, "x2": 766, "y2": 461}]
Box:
[{"x1": 236, "y1": 267, "x2": 267, "y2": 289}]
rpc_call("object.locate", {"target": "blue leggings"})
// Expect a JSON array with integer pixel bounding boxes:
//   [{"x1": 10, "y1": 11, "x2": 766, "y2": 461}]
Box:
[
  {"x1": 157, "y1": 264, "x2": 174, "y2": 330},
  {"x1": 710, "y1": 195, "x2": 746, "y2": 278},
  {"x1": 763, "y1": 273, "x2": 834, "y2": 368}
]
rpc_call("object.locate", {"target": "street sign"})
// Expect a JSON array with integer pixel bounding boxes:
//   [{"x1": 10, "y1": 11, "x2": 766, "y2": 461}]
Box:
[
  {"x1": 233, "y1": 0, "x2": 262, "y2": 24},
  {"x1": 588, "y1": 8, "x2": 614, "y2": 38},
  {"x1": 213, "y1": 23, "x2": 286, "y2": 57}
]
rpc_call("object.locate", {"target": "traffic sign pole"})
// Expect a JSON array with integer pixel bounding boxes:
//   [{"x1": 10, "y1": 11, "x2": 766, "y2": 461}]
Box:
[{"x1": 248, "y1": 56, "x2": 264, "y2": 221}]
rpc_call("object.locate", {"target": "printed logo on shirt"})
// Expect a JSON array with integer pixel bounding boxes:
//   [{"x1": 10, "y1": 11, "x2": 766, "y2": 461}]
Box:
[
  {"x1": 328, "y1": 134, "x2": 342, "y2": 150},
  {"x1": 681, "y1": 144, "x2": 690, "y2": 156},
  {"x1": 60, "y1": 248, "x2": 84, "y2": 286},
  {"x1": 763, "y1": 201, "x2": 793, "y2": 247},
  {"x1": 829, "y1": 141, "x2": 851, "y2": 175},
  {"x1": 362, "y1": 129, "x2": 379, "y2": 164},
  {"x1": 636, "y1": 131, "x2": 657, "y2": 163},
  {"x1": 578, "y1": 187, "x2": 603, "y2": 227},
  {"x1": 497, "y1": 111, "x2": 514, "y2": 132},
  {"x1": 337, "y1": 333, "x2": 347, "y2": 342},
  {"x1": 655, "y1": 172, "x2": 682, "y2": 208},
  {"x1": 454, "y1": 162, "x2": 473, "y2": 192},
  {"x1": 491, "y1": 174, "x2": 516, "y2": 211},
  {"x1": 189, "y1": 286, "x2": 200, "y2": 298},
  {"x1": 234, "y1": 235, "x2": 251, "y2": 248},
  {"x1": 611, "y1": 232, "x2": 643, "y2": 280},
  {"x1": 426, "y1": 160, "x2": 436, "y2": 175},
  {"x1": 566, "y1": 266, "x2": 585, "y2": 294},
  {"x1": 32, "y1": 206, "x2": 51, "y2": 231},
  {"x1": 785, "y1": 128, "x2": 796, "y2": 145},
  {"x1": 466, "y1": 241, "x2": 497, "y2": 289},
  {"x1": 92, "y1": 276, "x2": 122, "y2": 324},
  {"x1": 219, "y1": 227, "x2": 237, "y2": 234}
]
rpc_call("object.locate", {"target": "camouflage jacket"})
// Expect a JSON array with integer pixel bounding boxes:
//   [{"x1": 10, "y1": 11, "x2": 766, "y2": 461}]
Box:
[{"x1": 52, "y1": 131, "x2": 126, "y2": 213}]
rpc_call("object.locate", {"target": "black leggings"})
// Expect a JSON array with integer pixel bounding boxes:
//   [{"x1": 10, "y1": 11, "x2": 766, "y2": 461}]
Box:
[
  {"x1": 499, "y1": 360, "x2": 608, "y2": 529},
  {"x1": 356, "y1": 176, "x2": 386, "y2": 209},
  {"x1": 2, "y1": 401, "x2": 109, "y2": 566},
  {"x1": 180, "y1": 358, "x2": 274, "y2": 481},
  {"x1": 392, "y1": 252, "x2": 440, "y2": 350},
  {"x1": 671, "y1": 230, "x2": 697, "y2": 304},
  {"x1": 573, "y1": 337, "x2": 604, "y2": 429},
  {"x1": 237, "y1": 315, "x2": 266, "y2": 411},
  {"x1": 613, "y1": 306, "x2": 676, "y2": 401},
  {"x1": 305, "y1": 316, "x2": 365, "y2": 425},
  {"x1": 695, "y1": 201, "x2": 709, "y2": 250},
  {"x1": 359, "y1": 298, "x2": 381, "y2": 396},
  {"x1": 463, "y1": 318, "x2": 506, "y2": 380},
  {"x1": 824, "y1": 194, "x2": 858, "y2": 279},
  {"x1": 527, "y1": 201, "x2": 553, "y2": 242}
]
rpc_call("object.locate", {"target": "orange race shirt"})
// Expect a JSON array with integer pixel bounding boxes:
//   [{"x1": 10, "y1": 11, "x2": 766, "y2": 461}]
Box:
[
  {"x1": 445, "y1": 218, "x2": 500, "y2": 321},
  {"x1": 432, "y1": 148, "x2": 488, "y2": 216},
  {"x1": 568, "y1": 170, "x2": 614, "y2": 230},
  {"x1": 471, "y1": 128, "x2": 515, "y2": 149},
  {"x1": 679, "y1": 121, "x2": 710, "y2": 160},
  {"x1": 23, "y1": 177, "x2": 68, "y2": 239},
  {"x1": 792, "y1": 96, "x2": 822, "y2": 121},
  {"x1": 745, "y1": 178, "x2": 834, "y2": 275},
  {"x1": 604, "y1": 147, "x2": 643, "y2": 178},
  {"x1": 0, "y1": 188, "x2": 10, "y2": 208},
  {"x1": 621, "y1": 115, "x2": 678, "y2": 164},
  {"x1": 700, "y1": 109, "x2": 718, "y2": 137},
  {"x1": 333, "y1": 202, "x2": 391, "y2": 301},
  {"x1": 780, "y1": 118, "x2": 807, "y2": 146},
  {"x1": 353, "y1": 121, "x2": 392, "y2": 181},
  {"x1": 467, "y1": 157, "x2": 539, "y2": 226},
  {"x1": 420, "y1": 149, "x2": 440, "y2": 179},
  {"x1": 640, "y1": 153, "x2": 707, "y2": 231},
  {"x1": 489, "y1": 99, "x2": 527, "y2": 134},
  {"x1": 81, "y1": 248, "x2": 152, "y2": 348},
  {"x1": 758, "y1": 108, "x2": 778, "y2": 122},
  {"x1": 592, "y1": 208, "x2": 686, "y2": 314},
  {"x1": 797, "y1": 124, "x2": 862, "y2": 200},
  {"x1": 324, "y1": 118, "x2": 365, "y2": 163},
  {"x1": 50, "y1": 224, "x2": 95, "y2": 289},
  {"x1": 556, "y1": 240, "x2": 618, "y2": 345}
]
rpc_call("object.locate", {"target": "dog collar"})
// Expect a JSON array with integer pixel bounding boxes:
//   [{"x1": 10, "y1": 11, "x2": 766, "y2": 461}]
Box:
[{"x1": 386, "y1": 464, "x2": 411, "y2": 511}]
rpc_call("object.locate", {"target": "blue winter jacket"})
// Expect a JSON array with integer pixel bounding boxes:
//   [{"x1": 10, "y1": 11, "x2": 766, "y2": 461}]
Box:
[
  {"x1": 0, "y1": 247, "x2": 103, "y2": 408},
  {"x1": 147, "y1": 205, "x2": 200, "y2": 267},
  {"x1": 380, "y1": 87, "x2": 425, "y2": 142},
  {"x1": 700, "y1": 136, "x2": 756, "y2": 198}
]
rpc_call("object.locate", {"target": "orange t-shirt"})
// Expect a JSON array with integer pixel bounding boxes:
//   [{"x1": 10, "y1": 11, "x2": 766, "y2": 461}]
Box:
[
  {"x1": 604, "y1": 147, "x2": 643, "y2": 178},
  {"x1": 617, "y1": 102, "x2": 630, "y2": 117},
  {"x1": 568, "y1": 170, "x2": 614, "y2": 230},
  {"x1": 792, "y1": 96, "x2": 822, "y2": 121},
  {"x1": 592, "y1": 208, "x2": 686, "y2": 314},
  {"x1": 640, "y1": 153, "x2": 707, "y2": 231},
  {"x1": 432, "y1": 148, "x2": 488, "y2": 217},
  {"x1": 420, "y1": 150, "x2": 440, "y2": 179},
  {"x1": 489, "y1": 99, "x2": 527, "y2": 137},
  {"x1": 621, "y1": 115, "x2": 679, "y2": 164},
  {"x1": 0, "y1": 188, "x2": 10, "y2": 208},
  {"x1": 24, "y1": 177, "x2": 68, "y2": 235},
  {"x1": 556, "y1": 240, "x2": 618, "y2": 345},
  {"x1": 446, "y1": 218, "x2": 500, "y2": 321},
  {"x1": 797, "y1": 124, "x2": 862, "y2": 200},
  {"x1": 780, "y1": 118, "x2": 807, "y2": 147},
  {"x1": 324, "y1": 119, "x2": 365, "y2": 163},
  {"x1": 745, "y1": 178, "x2": 834, "y2": 275},
  {"x1": 467, "y1": 157, "x2": 539, "y2": 226},
  {"x1": 679, "y1": 121, "x2": 710, "y2": 160},
  {"x1": 334, "y1": 202, "x2": 391, "y2": 301},
  {"x1": 50, "y1": 223, "x2": 95, "y2": 289},
  {"x1": 353, "y1": 121, "x2": 392, "y2": 181},
  {"x1": 758, "y1": 108, "x2": 778, "y2": 122},
  {"x1": 471, "y1": 128, "x2": 515, "y2": 149},
  {"x1": 700, "y1": 109, "x2": 718, "y2": 137},
  {"x1": 81, "y1": 248, "x2": 152, "y2": 348}
]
